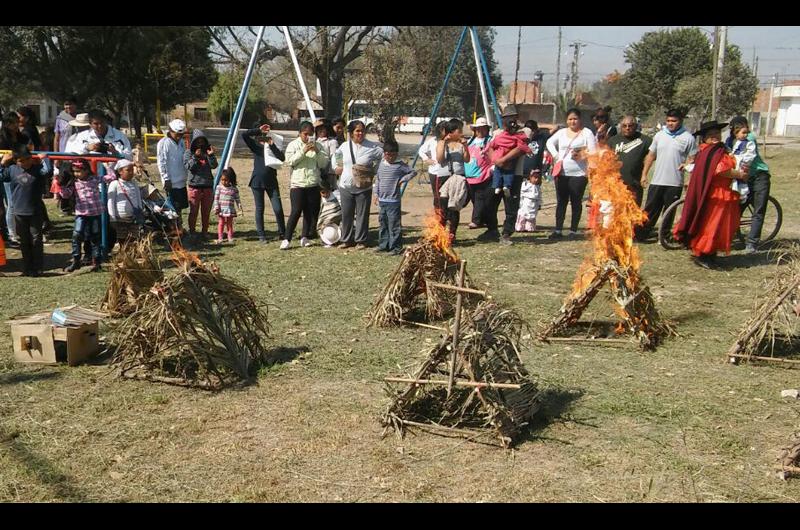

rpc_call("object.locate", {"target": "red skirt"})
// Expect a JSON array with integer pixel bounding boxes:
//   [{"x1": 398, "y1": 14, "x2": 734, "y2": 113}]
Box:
[{"x1": 689, "y1": 176, "x2": 740, "y2": 257}]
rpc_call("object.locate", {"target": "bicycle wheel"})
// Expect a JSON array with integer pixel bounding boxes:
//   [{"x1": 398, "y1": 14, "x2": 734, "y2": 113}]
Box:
[
  {"x1": 737, "y1": 196, "x2": 783, "y2": 245},
  {"x1": 658, "y1": 199, "x2": 685, "y2": 250}
]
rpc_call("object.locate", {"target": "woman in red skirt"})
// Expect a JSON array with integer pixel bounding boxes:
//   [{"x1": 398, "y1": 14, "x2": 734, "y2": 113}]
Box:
[{"x1": 673, "y1": 121, "x2": 749, "y2": 269}]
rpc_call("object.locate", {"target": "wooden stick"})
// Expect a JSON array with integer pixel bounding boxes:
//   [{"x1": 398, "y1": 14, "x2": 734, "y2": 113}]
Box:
[
  {"x1": 384, "y1": 377, "x2": 522, "y2": 390},
  {"x1": 775, "y1": 465, "x2": 800, "y2": 474},
  {"x1": 728, "y1": 278, "x2": 800, "y2": 356},
  {"x1": 395, "y1": 419, "x2": 496, "y2": 440},
  {"x1": 448, "y1": 260, "x2": 467, "y2": 396},
  {"x1": 427, "y1": 281, "x2": 487, "y2": 297},
  {"x1": 727, "y1": 353, "x2": 800, "y2": 365},
  {"x1": 544, "y1": 337, "x2": 631, "y2": 345},
  {"x1": 398, "y1": 319, "x2": 447, "y2": 331}
]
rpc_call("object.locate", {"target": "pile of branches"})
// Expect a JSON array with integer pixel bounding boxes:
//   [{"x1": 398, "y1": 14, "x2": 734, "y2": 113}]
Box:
[
  {"x1": 367, "y1": 239, "x2": 473, "y2": 327},
  {"x1": 102, "y1": 234, "x2": 163, "y2": 316},
  {"x1": 729, "y1": 248, "x2": 800, "y2": 362},
  {"x1": 778, "y1": 433, "x2": 800, "y2": 480},
  {"x1": 382, "y1": 301, "x2": 541, "y2": 448},
  {"x1": 112, "y1": 253, "x2": 272, "y2": 390},
  {"x1": 540, "y1": 261, "x2": 674, "y2": 351}
]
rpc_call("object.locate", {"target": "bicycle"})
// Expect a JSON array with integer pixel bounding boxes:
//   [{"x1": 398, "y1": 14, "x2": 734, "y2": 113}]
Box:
[{"x1": 658, "y1": 194, "x2": 783, "y2": 250}]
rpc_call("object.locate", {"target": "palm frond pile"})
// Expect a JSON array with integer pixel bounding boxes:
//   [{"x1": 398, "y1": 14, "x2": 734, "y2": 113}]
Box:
[
  {"x1": 729, "y1": 247, "x2": 800, "y2": 363},
  {"x1": 102, "y1": 234, "x2": 164, "y2": 316},
  {"x1": 777, "y1": 433, "x2": 800, "y2": 480},
  {"x1": 112, "y1": 251, "x2": 272, "y2": 390},
  {"x1": 382, "y1": 302, "x2": 541, "y2": 448}
]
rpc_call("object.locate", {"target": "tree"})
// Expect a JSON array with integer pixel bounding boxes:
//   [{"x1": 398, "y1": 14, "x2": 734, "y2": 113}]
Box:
[{"x1": 207, "y1": 67, "x2": 269, "y2": 125}]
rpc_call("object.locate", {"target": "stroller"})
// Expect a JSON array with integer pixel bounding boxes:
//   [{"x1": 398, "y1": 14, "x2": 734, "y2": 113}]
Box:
[{"x1": 139, "y1": 169, "x2": 181, "y2": 248}]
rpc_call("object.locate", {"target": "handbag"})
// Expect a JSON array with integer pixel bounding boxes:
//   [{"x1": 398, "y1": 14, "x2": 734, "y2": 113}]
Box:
[
  {"x1": 349, "y1": 140, "x2": 375, "y2": 189},
  {"x1": 263, "y1": 132, "x2": 285, "y2": 169},
  {"x1": 552, "y1": 134, "x2": 579, "y2": 179}
]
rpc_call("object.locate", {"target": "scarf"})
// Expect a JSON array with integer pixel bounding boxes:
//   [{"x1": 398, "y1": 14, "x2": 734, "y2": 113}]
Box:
[{"x1": 664, "y1": 126, "x2": 686, "y2": 138}]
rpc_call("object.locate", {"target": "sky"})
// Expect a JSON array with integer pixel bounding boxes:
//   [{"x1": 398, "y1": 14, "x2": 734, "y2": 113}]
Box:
[{"x1": 492, "y1": 26, "x2": 800, "y2": 92}]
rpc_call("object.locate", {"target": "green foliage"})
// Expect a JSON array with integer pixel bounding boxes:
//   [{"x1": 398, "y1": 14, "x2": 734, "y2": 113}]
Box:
[{"x1": 207, "y1": 68, "x2": 267, "y2": 125}]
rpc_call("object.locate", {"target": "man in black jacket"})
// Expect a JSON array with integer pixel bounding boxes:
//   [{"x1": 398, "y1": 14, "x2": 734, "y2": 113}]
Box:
[{"x1": 242, "y1": 123, "x2": 286, "y2": 243}]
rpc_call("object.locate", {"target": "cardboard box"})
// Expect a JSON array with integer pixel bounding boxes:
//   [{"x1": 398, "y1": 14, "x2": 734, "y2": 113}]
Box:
[{"x1": 8, "y1": 307, "x2": 105, "y2": 366}]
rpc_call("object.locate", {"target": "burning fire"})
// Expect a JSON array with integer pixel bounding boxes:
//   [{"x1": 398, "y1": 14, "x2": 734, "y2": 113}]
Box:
[
  {"x1": 423, "y1": 211, "x2": 458, "y2": 262},
  {"x1": 570, "y1": 149, "x2": 648, "y2": 297}
]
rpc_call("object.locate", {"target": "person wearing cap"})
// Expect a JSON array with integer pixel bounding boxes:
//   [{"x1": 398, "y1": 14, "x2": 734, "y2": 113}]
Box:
[
  {"x1": 673, "y1": 121, "x2": 748, "y2": 269},
  {"x1": 107, "y1": 159, "x2": 143, "y2": 246},
  {"x1": 635, "y1": 108, "x2": 698, "y2": 241},
  {"x1": 464, "y1": 117, "x2": 493, "y2": 230},
  {"x1": 242, "y1": 122, "x2": 286, "y2": 243},
  {"x1": 74, "y1": 109, "x2": 132, "y2": 160},
  {"x1": 157, "y1": 119, "x2": 189, "y2": 231},
  {"x1": 64, "y1": 113, "x2": 91, "y2": 153},
  {"x1": 0, "y1": 146, "x2": 51, "y2": 276},
  {"x1": 53, "y1": 97, "x2": 78, "y2": 152}
]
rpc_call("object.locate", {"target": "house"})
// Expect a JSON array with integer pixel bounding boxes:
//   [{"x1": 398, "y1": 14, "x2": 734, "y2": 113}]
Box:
[
  {"x1": 293, "y1": 100, "x2": 324, "y2": 121},
  {"x1": 11, "y1": 95, "x2": 62, "y2": 128},
  {"x1": 507, "y1": 81, "x2": 542, "y2": 105},
  {"x1": 751, "y1": 80, "x2": 800, "y2": 137}
]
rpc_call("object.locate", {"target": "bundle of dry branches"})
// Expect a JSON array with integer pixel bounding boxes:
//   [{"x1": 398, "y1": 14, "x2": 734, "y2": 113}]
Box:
[
  {"x1": 102, "y1": 235, "x2": 164, "y2": 316},
  {"x1": 777, "y1": 433, "x2": 800, "y2": 479},
  {"x1": 111, "y1": 252, "x2": 272, "y2": 390},
  {"x1": 729, "y1": 248, "x2": 800, "y2": 362},
  {"x1": 367, "y1": 239, "x2": 474, "y2": 327},
  {"x1": 382, "y1": 301, "x2": 541, "y2": 448}
]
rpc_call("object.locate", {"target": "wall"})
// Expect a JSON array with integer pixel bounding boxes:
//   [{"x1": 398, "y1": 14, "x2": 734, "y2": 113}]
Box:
[{"x1": 774, "y1": 97, "x2": 800, "y2": 137}]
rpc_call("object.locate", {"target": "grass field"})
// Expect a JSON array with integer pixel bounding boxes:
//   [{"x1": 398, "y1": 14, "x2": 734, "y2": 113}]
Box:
[{"x1": 1, "y1": 145, "x2": 799, "y2": 502}]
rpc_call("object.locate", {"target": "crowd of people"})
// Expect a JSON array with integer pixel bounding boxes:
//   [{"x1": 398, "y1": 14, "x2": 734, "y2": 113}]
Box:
[{"x1": 0, "y1": 94, "x2": 775, "y2": 276}]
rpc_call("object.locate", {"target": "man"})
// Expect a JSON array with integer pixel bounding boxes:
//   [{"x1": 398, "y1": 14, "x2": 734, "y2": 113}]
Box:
[
  {"x1": 607, "y1": 115, "x2": 652, "y2": 206},
  {"x1": 53, "y1": 97, "x2": 77, "y2": 152},
  {"x1": 74, "y1": 109, "x2": 132, "y2": 160},
  {"x1": 635, "y1": 108, "x2": 697, "y2": 241},
  {"x1": 157, "y1": 119, "x2": 189, "y2": 231}
]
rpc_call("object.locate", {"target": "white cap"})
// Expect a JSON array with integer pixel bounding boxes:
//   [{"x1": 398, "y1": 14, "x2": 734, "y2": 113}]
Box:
[
  {"x1": 114, "y1": 159, "x2": 134, "y2": 171},
  {"x1": 470, "y1": 117, "x2": 490, "y2": 129},
  {"x1": 168, "y1": 119, "x2": 186, "y2": 134}
]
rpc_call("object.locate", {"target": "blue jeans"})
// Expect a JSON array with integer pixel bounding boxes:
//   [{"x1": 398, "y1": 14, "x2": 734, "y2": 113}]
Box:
[
  {"x1": 72, "y1": 215, "x2": 102, "y2": 262},
  {"x1": 378, "y1": 201, "x2": 402, "y2": 251},
  {"x1": 743, "y1": 171, "x2": 771, "y2": 245},
  {"x1": 3, "y1": 182, "x2": 14, "y2": 238},
  {"x1": 492, "y1": 167, "x2": 515, "y2": 190}
]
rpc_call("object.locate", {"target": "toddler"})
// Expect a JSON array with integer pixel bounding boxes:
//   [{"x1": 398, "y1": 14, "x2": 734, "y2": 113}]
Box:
[
  {"x1": 486, "y1": 116, "x2": 531, "y2": 197},
  {"x1": 730, "y1": 123, "x2": 754, "y2": 204},
  {"x1": 213, "y1": 169, "x2": 241, "y2": 244},
  {"x1": 515, "y1": 170, "x2": 542, "y2": 232},
  {"x1": 59, "y1": 158, "x2": 103, "y2": 272}
]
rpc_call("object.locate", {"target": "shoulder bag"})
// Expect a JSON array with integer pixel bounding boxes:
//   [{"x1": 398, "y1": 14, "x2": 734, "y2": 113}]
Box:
[{"x1": 349, "y1": 140, "x2": 376, "y2": 189}]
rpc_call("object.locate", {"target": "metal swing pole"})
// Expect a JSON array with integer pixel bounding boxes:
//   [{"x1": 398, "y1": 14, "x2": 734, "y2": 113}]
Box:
[
  {"x1": 400, "y1": 25, "x2": 469, "y2": 197},
  {"x1": 215, "y1": 25, "x2": 266, "y2": 188},
  {"x1": 471, "y1": 26, "x2": 502, "y2": 127},
  {"x1": 469, "y1": 26, "x2": 493, "y2": 128},
  {"x1": 284, "y1": 26, "x2": 317, "y2": 123}
]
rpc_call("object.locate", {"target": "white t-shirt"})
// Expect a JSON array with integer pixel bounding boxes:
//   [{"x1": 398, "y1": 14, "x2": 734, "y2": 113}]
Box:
[
  {"x1": 545, "y1": 127, "x2": 597, "y2": 177},
  {"x1": 335, "y1": 139, "x2": 384, "y2": 192},
  {"x1": 418, "y1": 137, "x2": 449, "y2": 177},
  {"x1": 648, "y1": 129, "x2": 698, "y2": 187}
]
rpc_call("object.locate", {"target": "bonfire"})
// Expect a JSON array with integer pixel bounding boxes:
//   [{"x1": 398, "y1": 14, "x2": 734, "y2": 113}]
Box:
[
  {"x1": 367, "y1": 212, "x2": 476, "y2": 327},
  {"x1": 540, "y1": 149, "x2": 674, "y2": 350},
  {"x1": 382, "y1": 301, "x2": 541, "y2": 448},
  {"x1": 102, "y1": 234, "x2": 164, "y2": 316},
  {"x1": 111, "y1": 248, "x2": 273, "y2": 390}
]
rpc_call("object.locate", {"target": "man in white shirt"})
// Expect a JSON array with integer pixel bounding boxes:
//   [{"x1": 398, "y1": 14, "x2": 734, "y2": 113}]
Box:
[
  {"x1": 156, "y1": 119, "x2": 188, "y2": 230},
  {"x1": 74, "y1": 109, "x2": 133, "y2": 160},
  {"x1": 636, "y1": 108, "x2": 698, "y2": 241}
]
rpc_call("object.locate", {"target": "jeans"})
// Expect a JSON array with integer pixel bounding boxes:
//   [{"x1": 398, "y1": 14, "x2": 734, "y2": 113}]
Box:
[
  {"x1": 285, "y1": 186, "x2": 321, "y2": 241},
  {"x1": 72, "y1": 215, "x2": 102, "y2": 263},
  {"x1": 378, "y1": 201, "x2": 402, "y2": 251},
  {"x1": 484, "y1": 174, "x2": 524, "y2": 237},
  {"x1": 340, "y1": 188, "x2": 372, "y2": 244},
  {"x1": 3, "y1": 183, "x2": 15, "y2": 239},
  {"x1": 554, "y1": 175, "x2": 588, "y2": 232},
  {"x1": 430, "y1": 175, "x2": 459, "y2": 237},
  {"x1": 14, "y1": 213, "x2": 43, "y2": 273},
  {"x1": 167, "y1": 187, "x2": 188, "y2": 228},
  {"x1": 252, "y1": 183, "x2": 286, "y2": 239},
  {"x1": 187, "y1": 186, "x2": 213, "y2": 234},
  {"x1": 637, "y1": 184, "x2": 682, "y2": 239},
  {"x1": 492, "y1": 167, "x2": 515, "y2": 190},
  {"x1": 743, "y1": 171, "x2": 771, "y2": 245}
]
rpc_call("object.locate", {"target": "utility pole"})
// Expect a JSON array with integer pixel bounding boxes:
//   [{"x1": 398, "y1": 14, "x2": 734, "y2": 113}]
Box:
[
  {"x1": 764, "y1": 73, "x2": 778, "y2": 157},
  {"x1": 555, "y1": 26, "x2": 562, "y2": 101},
  {"x1": 568, "y1": 42, "x2": 585, "y2": 100},
  {"x1": 512, "y1": 26, "x2": 522, "y2": 103},
  {"x1": 711, "y1": 26, "x2": 727, "y2": 120}
]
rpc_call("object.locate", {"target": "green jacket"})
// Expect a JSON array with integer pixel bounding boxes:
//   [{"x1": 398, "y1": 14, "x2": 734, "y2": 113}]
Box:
[
  {"x1": 746, "y1": 132, "x2": 769, "y2": 176},
  {"x1": 285, "y1": 137, "x2": 329, "y2": 188}
]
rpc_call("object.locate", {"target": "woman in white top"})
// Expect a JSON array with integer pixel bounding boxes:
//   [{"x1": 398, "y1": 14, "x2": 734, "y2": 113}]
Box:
[
  {"x1": 545, "y1": 108, "x2": 597, "y2": 238},
  {"x1": 417, "y1": 122, "x2": 447, "y2": 186},
  {"x1": 335, "y1": 120, "x2": 383, "y2": 249}
]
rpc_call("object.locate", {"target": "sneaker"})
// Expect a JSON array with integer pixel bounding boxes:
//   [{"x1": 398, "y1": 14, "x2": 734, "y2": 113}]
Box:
[
  {"x1": 300, "y1": 237, "x2": 313, "y2": 247},
  {"x1": 548, "y1": 231, "x2": 563, "y2": 240},
  {"x1": 476, "y1": 230, "x2": 500, "y2": 242},
  {"x1": 280, "y1": 239, "x2": 290, "y2": 250},
  {"x1": 355, "y1": 243, "x2": 367, "y2": 250},
  {"x1": 64, "y1": 259, "x2": 80, "y2": 273},
  {"x1": 216, "y1": 239, "x2": 224, "y2": 245},
  {"x1": 338, "y1": 242, "x2": 354, "y2": 249},
  {"x1": 568, "y1": 230, "x2": 580, "y2": 239},
  {"x1": 467, "y1": 222, "x2": 482, "y2": 229},
  {"x1": 258, "y1": 236, "x2": 268, "y2": 244},
  {"x1": 499, "y1": 235, "x2": 514, "y2": 246},
  {"x1": 390, "y1": 248, "x2": 404, "y2": 256},
  {"x1": 374, "y1": 247, "x2": 388, "y2": 253},
  {"x1": 744, "y1": 243, "x2": 757, "y2": 254},
  {"x1": 503, "y1": 187, "x2": 511, "y2": 199},
  {"x1": 494, "y1": 188, "x2": 502, "y2": 195}
]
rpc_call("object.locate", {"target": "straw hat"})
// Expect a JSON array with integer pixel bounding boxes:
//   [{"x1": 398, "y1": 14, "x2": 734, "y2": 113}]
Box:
[
  {"x1": 469, "y1": 117, "x2": 490, "y2": 129},
  {"x1": 68, "y1": 113, "x2": 90, "y2": 127},
  {"x1": 320, "y1": 224, "x2": 341, "y2": 246}
]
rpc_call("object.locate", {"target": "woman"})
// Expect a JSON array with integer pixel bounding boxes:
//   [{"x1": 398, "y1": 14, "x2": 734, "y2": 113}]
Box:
[
  {"x1": 315, "y1": 119, "x2": 339, "y2": 193},
  {"x1": 546, "y1": 108, "x2": 597, "y2": 239},
  {"x1": 0, "y1": 112, "x2": 32, "y2": 243},
  {"x1": 464, "y1": 117, "x2": 492, "y2": 230},
  {"x1": 281, "y1": 121, "x2": 329, "y2": 250},
  {"x1": 674, "y1": 121, "x2": 748, "y2": 269},
  {"x1": 591, "y1": 106, "x2": 616, "y2": 146},
  {"x1": 435, "y1": 118, "x2": 471, "y2": 240},
  {"x1": 335, "y1": 120, "x2": 383, "y2": 249},
  {"x1": 16, "y1": 106, "x2": 41, "y2": 151},
  {"x1": 332, "y1": 117, "x2": 347, "y2": 146},
  {"x1": 242, "y1": 122, "x2": 286, "y2": 243}
]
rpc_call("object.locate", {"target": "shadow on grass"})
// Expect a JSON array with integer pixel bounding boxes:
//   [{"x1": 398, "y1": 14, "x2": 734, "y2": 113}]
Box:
[
  {"x1": 0, "y1": 424, "x2": 89, "y2": 502},
  {"x1": 669, "y1": 309, "x2": 714, "y2": 325},
  {"x1": 518, "y1": 386, "x2": 592, "y2": 445},
  {"x1": 264, "y1": 344, "x2": 310, "y2": 366},
  {"x1": 0, "y1": 369, "x2": 61, "y2": 386}
]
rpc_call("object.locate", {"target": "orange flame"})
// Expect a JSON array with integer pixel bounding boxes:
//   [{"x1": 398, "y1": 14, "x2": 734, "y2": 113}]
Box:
[
  {"x1": 423, "y1": 210, "x2": 458, "y2": 262},
  {"x1": 570, "y1": 149, "x2": 648, "y2": 296}
]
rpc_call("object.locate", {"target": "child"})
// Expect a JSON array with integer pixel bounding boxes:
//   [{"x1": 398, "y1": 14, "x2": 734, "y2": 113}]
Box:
[
  {"x1": 373, "y1": 140, "x2": 416, "y2": 255},
  {"x1": 213, "y1": 168, "x2": 241, "y2": 244},
  {"x1": 0, "y1": 147, "x2": 51, "y2": 276},
  {"x1": 107, "y1": 159, "x2": 144, "y2": 246},
  {"x1": 486, "y1": 116, "x2": 531, "y2": 197},
  {"x1": 131, "y1": 142, "x2": 149, "y2": 184},
  {"x1": 730, "y1": 122, "x2": 754, "y2": 204},
  {"x1": 317, "y1": 181, "x2": 342, "y2": 248},
  {"x1": 516, "y1": 171, "x2": 542, "y2": 232},
  {"x1": 184, "y1": 129, "x2": 218, "y2": 240},
  {"x1": 59, "y1": 158, "x2": 103, "y2": 272}
]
